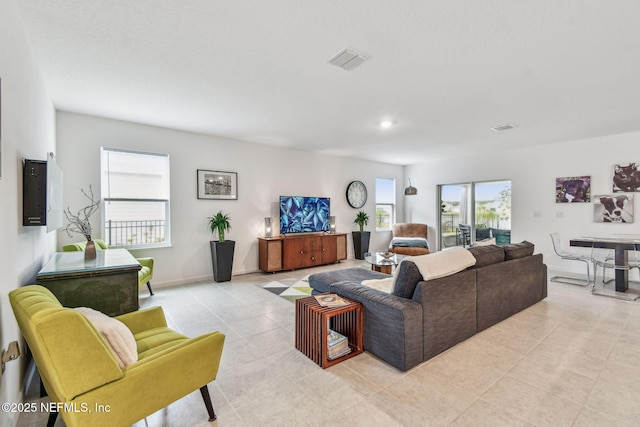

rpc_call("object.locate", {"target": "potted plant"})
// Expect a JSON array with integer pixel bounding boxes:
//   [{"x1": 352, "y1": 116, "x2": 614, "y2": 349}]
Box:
[
  {"x1": 208, "y1": 211, "x2": 235, "y2": 282},
  {"x1": 352, "y1": 210, "x2": 370, "y2": 260}
]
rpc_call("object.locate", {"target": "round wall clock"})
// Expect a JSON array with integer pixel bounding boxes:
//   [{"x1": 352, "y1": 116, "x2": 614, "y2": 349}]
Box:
[{"x1": 346, "y1": 180, "x2": 368, "y2": 208}]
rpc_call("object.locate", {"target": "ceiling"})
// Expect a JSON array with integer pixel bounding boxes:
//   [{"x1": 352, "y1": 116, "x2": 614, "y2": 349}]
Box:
[{"x1": 16, "y1": 1, "x2": 640, "y2": 165}]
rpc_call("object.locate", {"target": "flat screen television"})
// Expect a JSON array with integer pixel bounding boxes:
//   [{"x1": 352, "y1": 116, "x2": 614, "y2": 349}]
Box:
[{"x1": 280, "y1": 196, "x2": 330, "y2": 234}]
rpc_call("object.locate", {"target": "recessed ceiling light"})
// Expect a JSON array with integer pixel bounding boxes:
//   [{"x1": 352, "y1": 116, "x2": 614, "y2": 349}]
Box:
[{"x1": 379, "y1": 120, "x2": 396, "y2": 129}]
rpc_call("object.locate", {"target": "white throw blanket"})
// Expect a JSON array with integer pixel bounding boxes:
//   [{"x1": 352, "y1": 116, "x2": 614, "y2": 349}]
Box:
[
  {"x1": 361, "y1": 247, "x2": 476, "y2": 291},
  {"x1": 409, "y1": 246, "x2": 476, "y2": 280}
]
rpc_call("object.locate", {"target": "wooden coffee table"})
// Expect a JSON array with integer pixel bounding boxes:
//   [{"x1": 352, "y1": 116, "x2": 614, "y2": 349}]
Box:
[{"x1": 295, "y1": 295, "x2": 363, "y2": 368}]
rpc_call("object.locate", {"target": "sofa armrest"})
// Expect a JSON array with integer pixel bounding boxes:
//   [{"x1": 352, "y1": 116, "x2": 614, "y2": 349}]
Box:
[
  {"x1": 329, "y1": 281, "x2": 423, "y2": 371},
  {"x1": 413, "y1": 269, "x2": 477, "y2": 360},
  {"x1": 116, "y1": 306, "x2": 167, "y2": 334}
]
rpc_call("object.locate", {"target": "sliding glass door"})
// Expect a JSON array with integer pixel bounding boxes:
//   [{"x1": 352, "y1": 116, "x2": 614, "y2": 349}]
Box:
[
  {"x1": 438, "y1": 180, "x2": 511, "y2": 250},
  {"x1": 439, "y1": 184, "x2": 471, "y2": 249}
]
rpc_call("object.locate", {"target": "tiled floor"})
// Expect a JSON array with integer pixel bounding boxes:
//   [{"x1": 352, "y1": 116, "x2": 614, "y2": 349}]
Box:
[{"x1": 18, "y1": 260, "x2": 640, "y2": 426}]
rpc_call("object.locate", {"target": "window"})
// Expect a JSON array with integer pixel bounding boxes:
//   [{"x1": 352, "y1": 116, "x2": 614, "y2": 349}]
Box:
[
  {"x1": 376, "y1": 178, "x2": 395, "y2": 230},
  {"x1": 101, "y1": 148, "x2": 170, "y2": 248}
]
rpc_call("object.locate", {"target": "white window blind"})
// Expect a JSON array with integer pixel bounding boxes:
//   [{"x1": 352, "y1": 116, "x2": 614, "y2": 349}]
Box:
[{"x1": 101, "y1": 148, "x2": 171, "y2": 248}]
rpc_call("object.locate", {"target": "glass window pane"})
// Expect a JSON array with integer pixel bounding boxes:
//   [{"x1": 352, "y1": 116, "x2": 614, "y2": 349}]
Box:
[
  {"x1": 376, "y1": 204, "x2": 393, "y2": 229},
  {"x1": 376, "y1": 178, "x2": 395, "y2": 230},
  {"x1": 103, "y1": 200, "x2": 167, "y2": 246},
  {"x1": 376, "y1": 178, "x2": 395, "y2": 204}
]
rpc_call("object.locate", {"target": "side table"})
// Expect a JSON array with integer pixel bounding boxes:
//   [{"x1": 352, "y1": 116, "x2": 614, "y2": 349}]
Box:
[{"x1": 295, "y1": 295, "x2": 363, "y2": 368}]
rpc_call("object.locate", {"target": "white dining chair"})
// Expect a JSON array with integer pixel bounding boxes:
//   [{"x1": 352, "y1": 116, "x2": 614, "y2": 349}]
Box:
[{"x1": 549, "y1": 233, "x2": 592, "y2": 286}]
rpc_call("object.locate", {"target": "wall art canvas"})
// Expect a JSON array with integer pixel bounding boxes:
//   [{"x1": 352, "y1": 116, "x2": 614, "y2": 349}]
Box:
[
  {"x1": 612, "y1": 162, "x2": 640, "y2": 192},
  {"x1": 556, "y1": 176, "x2": 590, "y2": 203},
  {"x1": 197, "y1": 169, "x2": 238, "y2": 200},
  {"x1": 593, "y1": 194, "x2": 634, "y2": 223}
]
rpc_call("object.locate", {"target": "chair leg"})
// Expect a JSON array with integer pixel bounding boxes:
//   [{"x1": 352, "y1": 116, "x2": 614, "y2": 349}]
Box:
[
  {"x1": 146, "y1": 281, "x2": 154, "y2": 296},
  {"x1": 199, "y1": 385, "x2": 217, "y2": 422},
  {"x1": 47, "y1": 410, "x2": 58, "y2": 427},
  {"x1": 550, "y1": 258, "x2": 592, "y2": 286}
]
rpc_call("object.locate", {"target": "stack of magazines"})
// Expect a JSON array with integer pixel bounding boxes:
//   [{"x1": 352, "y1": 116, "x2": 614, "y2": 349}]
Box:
[
  {"x1": 314, "y1": 294, "x2": 348, "y2": 307},
  {"x1": 327, "y1": 328, "x2": 351, "y2": 360}
]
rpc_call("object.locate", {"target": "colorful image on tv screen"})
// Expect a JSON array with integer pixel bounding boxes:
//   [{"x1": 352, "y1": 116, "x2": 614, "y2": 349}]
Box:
[{"x1": 280, "y1": 196, "x2": 330, "y2": 233}]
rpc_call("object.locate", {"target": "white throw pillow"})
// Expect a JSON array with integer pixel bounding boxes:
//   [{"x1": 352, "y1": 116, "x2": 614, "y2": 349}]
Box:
[
  {"x1": 471, "y1": 237, "x2": 496, "y2": 247},
  {"x1": 74, "y1": 307, "x2": 138, "y2": 368},
  {"x1": 361, "y1": 277, "x2": 394, "y2": 293}
]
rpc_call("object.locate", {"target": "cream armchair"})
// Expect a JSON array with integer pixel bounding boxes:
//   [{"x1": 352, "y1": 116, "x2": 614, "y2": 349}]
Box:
[{"x1": 9, "y1": 285, "x2": 225, "y2": 427}]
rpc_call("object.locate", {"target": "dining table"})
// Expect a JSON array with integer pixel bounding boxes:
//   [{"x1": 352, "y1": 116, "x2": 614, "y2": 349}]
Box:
[{"x1": 570, "y1": 237, "x2": 640, "y2": 292}]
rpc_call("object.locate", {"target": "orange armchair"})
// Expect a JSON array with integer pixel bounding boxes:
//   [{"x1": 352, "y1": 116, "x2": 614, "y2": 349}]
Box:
[{"x1": 388, "y1": 223, "x2": 430, "y2": 256}]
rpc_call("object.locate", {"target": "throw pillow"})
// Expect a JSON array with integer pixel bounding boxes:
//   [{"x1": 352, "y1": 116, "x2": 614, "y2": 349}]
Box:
[
  {"x1": 467, "y1": 244, "x2": 505, "y2": 268},
  {"x1": 392, "y1": 260, "x2": 424, "y2": 298},
  {"x1": 74, "y1": 307, "x2": 138, "y2": 368},
  {"x1": 471, "y1": 237, "x2": 496, "y2": 247},
  {"x1": 361, "y1": 277, "x2": 394, "y2": 293},
  {"x1": 503, "y1": 241, "x2": 535, "y2": 260}
]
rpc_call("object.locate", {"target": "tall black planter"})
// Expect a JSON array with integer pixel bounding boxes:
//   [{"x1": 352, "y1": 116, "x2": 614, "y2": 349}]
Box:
[
  {"x1": 352, "y1": 231, "x2": 371, "y2": 260},
  {"x1": 210, "y1": 240, "x2": 235, "y2": 282}
]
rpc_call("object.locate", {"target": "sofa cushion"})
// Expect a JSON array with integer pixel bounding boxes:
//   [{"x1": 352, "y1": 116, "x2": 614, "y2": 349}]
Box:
[
  {"x1": 309, "y1": 268, "x2": 389, "y2": 294},
  {"x1": 390, "y1": 237, "x2": 429, "y2": 249},
  {"x1": 471, "y1": 237, "x2": 496, "y2": 247},
  {"x1": 467, "y1": 245, "x2": 505, "y2": 268},
  {"x1": 392, "y1": 260, "x2": 423, "y2": 298},
  {"x1": 503, "y1": 241, "x2": 535, "y2": 260}
]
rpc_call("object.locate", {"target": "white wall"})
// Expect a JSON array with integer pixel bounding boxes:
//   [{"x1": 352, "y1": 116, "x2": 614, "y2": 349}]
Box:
[
  {"x1": 0, "y1": 0, "x2": 56, "y2": 424},
  {"x1": 56, "y1": 112, "x2": 404, "y2": 286},
  {"x1": 406, "y1": 132, "x2": 640, "y2": 276}
]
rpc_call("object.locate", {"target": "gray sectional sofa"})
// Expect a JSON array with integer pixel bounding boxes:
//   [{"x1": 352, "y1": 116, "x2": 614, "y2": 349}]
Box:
[{"x1": 308, "y1": 242, "x2": 547, "y2": 371}]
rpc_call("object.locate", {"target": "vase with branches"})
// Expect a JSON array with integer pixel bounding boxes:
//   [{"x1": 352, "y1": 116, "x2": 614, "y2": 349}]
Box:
[{"x1": 64, "y1": 186, "x2": 100, "y2": 259}]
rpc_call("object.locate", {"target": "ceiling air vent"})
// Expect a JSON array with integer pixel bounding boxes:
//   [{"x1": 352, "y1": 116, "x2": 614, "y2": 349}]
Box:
[
  {"x1": 328, "y1": 47, "x2": 370, "y2": 71},
  {"x1": 491, "y1": 123, "x2": 518, "y2": 132}
]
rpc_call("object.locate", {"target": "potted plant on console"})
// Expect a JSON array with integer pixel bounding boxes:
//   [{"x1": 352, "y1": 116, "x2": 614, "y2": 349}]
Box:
[
  {"x1": 352, "y1": 210, "x2": 370, "y2": 260},
  {"x1": 208, "y1": 211, "x2": 234, "y2": 282}
]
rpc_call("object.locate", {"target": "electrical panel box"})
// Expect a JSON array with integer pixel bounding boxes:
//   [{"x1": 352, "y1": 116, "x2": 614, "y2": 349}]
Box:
[
  {"x1": 22, "y1": 154, "x2": 63, "y2": 230},
  {"x1": 23, "y1": 159, "x2": 47, "y2": 226}
]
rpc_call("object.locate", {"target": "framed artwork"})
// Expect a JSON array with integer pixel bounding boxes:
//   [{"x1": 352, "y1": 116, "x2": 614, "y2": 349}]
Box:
[
  {"x1": 612, "y1": 162, "x2": 640, "y2": 192},
  {"x1": 197, "y1": 169, "x2": 238, "y2": 200},
  {"x1": 556, "y1": 176, "x2": 590, "y2": 203},
  {"x1": 593, "y1": 194, "x2": 634, "y2": 223}
]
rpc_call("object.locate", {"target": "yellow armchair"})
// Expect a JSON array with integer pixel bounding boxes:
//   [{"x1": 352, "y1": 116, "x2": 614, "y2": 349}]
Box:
[
  {"x1": 62, "y1": 239, "x2": 155, "y2": 295},
  {"x1": 9, "y1": 285, "x2": 225, "y2": 427}
]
